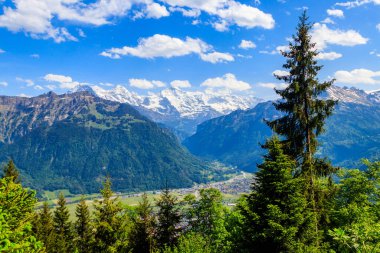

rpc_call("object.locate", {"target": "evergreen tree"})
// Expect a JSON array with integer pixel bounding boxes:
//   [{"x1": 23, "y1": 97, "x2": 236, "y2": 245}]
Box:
[
  {"x1": 0, "y1": 177, "x2": 44, "y2": 252},
  {"x1": 240, "y1": 137, "x2": 310, "y2": 252},
  {"x1": 75, "y1": 197, "x2": 93, "y2": 253},
  {"x1": 267, "y1": 11, "x2": 337, "y2": 246},
  {"x1": 92, "y1": 177, "x2": 128, "y2": 252},
  {"x1": 34, "y1": 202, "x2": 55, "y2": 252},
  {"x1": 2, "y1": 159, "x2": 20, "y2": 183},
  {"x1": 186, "y1": 188, "x2": 229, "y2": 251},
  {"x1": 155, "y1": 187, "x2": 182, "y2": 248},
  {"x1": 128, "y1": 193, "x2": 155, "y2": 253},
  {"x1": 52, "y1": 192, "x2": 73, "y2": 253}
]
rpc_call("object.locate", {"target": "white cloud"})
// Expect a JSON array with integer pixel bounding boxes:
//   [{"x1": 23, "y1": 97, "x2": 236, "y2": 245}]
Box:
[
  {"x1": 44, "y1": 74, "x2": 72, "y2": 83},
  {"x1": 19, "y1": 93, "x2": 31, "y2": 97},
  {"x1": 214, "y1": 1, "x2": 275, "y2": 30},
  {"x1": 334, "y1": 68, "x2": 380, "y2": 85},
  {"x1": 327, "y1": 9, "x2": 344, "y2": 18},
  {"x1": 0, "y1": 49, "x2": 4, "y2": 54},
  {"x1": 161, "y1": 0, "x2": 275, "y2": 31},
  {"x1": 200, "y1": 52, "x2": 234, "y2": 63},
  {"x1": 129, "y1": 78, "x2": 166, "y2": 89},
  {"x1": 272, "y1": 70, "x2": 289, "y2": 77},
  {"x1": 315, "y1": 51, "x2": 343, "y2": 60},
  {"x1": 101, "y1": 34, "x2": 234, "y2": 63},
  {"x1": 170, "y1": 80, "x2": 192, "y2": 89},
  {"x1": 34, "y1": 85, "x2": 44, "y2": 90},
  {"x1": 0, "y1": 0, "x2": 275, "y2": 41},
  {"x1": 0, "y1": 81, "x2": 8, "y2": 87},
  {"x1": 201, "y1": 73, "x2": 251, "y2": 91},
  {"x1": 0, "y1": 0, "x2": 136, "y2": 42},
  {"x1": 258, "y1": 82, "x2": 286, "y2": 89},
  {"x1": 44, "y1": 73, "x2": 80, "y2": 89},
  {"x1": 336, "y1": 0, "x2": 380, "y2": 8},
  {"x1": 322, "y1": 17, "x2": 335, "y2": 24},
  {"x1": 145, "y1": 3, "x2": 170, "y2": 19},
  {"x1": 259, "y1": 45, "x2": 288, "y2": 55},
  {"x1": 377, "y1": 24, "x2": 380, "y2": 31},
  {"x1": 239, "y1": 40, "x2": 256, "y2": 49},
  {"x1": 311, "y1": 23, "x2": 368, "y2": 50},
  {"x1": 168, "y1": 7, "x2": 200, "y2": 17},
  {"x1": 16, "y1": 77, "x2": 34, "y2": 86}
]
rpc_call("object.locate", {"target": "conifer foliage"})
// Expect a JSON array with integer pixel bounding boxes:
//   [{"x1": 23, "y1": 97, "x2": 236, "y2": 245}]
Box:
[
  {"x1": 53, "y1": 192, "x2": 73, "y2": 253},
  {"x1": 2, "y1": 159, "x2": 20, "y2": 183},
  {"x1": 155, "y1": 188, "x2": 182, "y2": 248},
  {"x1": 75, "y1": 197, "x2": 93, "y2": 253},
  {"x1": 240, "y1": 137, "x2": 310, "y2": 252}
]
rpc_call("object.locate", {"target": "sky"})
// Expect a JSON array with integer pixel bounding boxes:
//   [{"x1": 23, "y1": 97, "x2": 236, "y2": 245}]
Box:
[{"x1": 0, "y1": 0, "x2": 379, "y2": 99}]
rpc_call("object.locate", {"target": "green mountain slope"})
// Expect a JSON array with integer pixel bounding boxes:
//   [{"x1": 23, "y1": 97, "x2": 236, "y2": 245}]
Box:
[
  {"x1": 0, "y1": 92, "x2": 214, "y2": 193},
  {"x1": 184, "y1": 101, "x2": 380, "y2": 171}
]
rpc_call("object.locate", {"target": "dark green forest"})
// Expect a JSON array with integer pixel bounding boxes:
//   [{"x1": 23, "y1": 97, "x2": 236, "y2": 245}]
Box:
[{"x1": 1, "y1": 12, "x2": 380, "y2": 253}]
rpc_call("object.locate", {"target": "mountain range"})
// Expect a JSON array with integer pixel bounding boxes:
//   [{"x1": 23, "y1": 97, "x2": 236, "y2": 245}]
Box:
[
  {"x1": 0, "y1": 91, "x2": 223, "y2": 194},
  {"x1": 184, "y1": 86, "x2": 380, "y2": 171},
  {"x1": 72, "y1": 85, "x2": 262, "y2": 138}
]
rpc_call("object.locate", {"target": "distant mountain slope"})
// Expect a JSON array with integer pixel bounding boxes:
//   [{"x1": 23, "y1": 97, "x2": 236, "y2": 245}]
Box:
[
  {"x1": 0, "y1": 92, "x2": 216, "y2": 193},
  {"x1": 184, "y1": 86, "x2": 380, "y2": 171},
  {"x1": 72, "y1": 85, "x2": 262, "y2": 137}
]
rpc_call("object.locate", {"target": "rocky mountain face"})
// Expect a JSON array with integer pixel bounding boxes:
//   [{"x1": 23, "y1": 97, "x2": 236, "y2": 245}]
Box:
[
  {"x1": 0, "y1": 92, "x2": 219, "y2": 193},
  {"x1": 184, "y1": 86, "x2": 380, "y2": 171},
  {"x1": 71, "y1": 85, "x2": 262, "y2": 137}
]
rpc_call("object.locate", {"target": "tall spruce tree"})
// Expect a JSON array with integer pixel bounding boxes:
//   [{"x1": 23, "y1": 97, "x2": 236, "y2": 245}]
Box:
[
  {"x1": 155, "y1": 187, "x2": 182, "y2": 248},
  {"x1": 75, "y1": 197, "x2": 93, "y2": 253},
  {"x1": 2, "y1": 159, "x2": 20, "y2": 183},
  {"x1": 34, "y1": 202, "x2": 55, "y2": 252},
  {"x1": 267, "y1": 11, "x2": 337, "y2": 246},
  {"x1": 92, "y1": 177, "x2": 128, "y2": 252},
  {"x1": 53, "y1": 192, "x2": 73, "y2": 253},
  {"x1": 128, "y1": 193, "x2": 155, "y2": 253},
  {"x1": 240, "y1": 137, "x2": 311, "y2": 252}
]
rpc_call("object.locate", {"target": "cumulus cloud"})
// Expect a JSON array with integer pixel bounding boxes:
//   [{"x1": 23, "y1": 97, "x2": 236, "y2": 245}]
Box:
[
  {"x1": 16, "y1": 77, "x2": 34, "y2": 87},
  {"x1": 44, "y1": 74, "x2": 80, "y2": 89},
  {"x1": 377, "y1": 24, "x2": 380, "y2": 31},
  {"x1": 327, "y1": 9, "x2": 344, "y2": 18},
  {"x1": 170, "y1": 80, "x2": 192, "y2": 89},
  {"x1": 272, "y1": 70, "x2": 289, "y2": 77},
  {"x1": 129, "y1": 78, "x2": 166, "y2": 89},
  {"x1": 259, "y1": 45, "x2": 288, "y2": 55},
  {"x1": 161, "y1": 0, "x2": 274, "y2": 31},
  {"x1": 201, "y1": 73, "x2": 251, "y2": 91},
  {"x1": 0, "y1": 81, "x2": 8, "y2": 87},
  {"x1": 239, "y1": 40, "x2": 256, "y2": 49},
  {"x1": 258, "y1": 82, "x2": 287, "y2": 89},
  {"x1": 315, "y1": 51, "x2": 343, "y2": 60},
  {"x1": 336, "y1": 0, "x2": 380, "y2": 8},
  {"x1": 145, "y1": 3, "x2": 170, "y2": 18},
  {"x1": 334, "y1": 68, "x2": 380, "y2": 85},
  {"x1": 101, "y1": 34, "x2": 234, "y2": 63},
  {"x1": 311, "y1": 23, "x2": 368, "y2": 50},
  {"x1": 0, "y1": 0, "x2": 275, "y2": 41}
]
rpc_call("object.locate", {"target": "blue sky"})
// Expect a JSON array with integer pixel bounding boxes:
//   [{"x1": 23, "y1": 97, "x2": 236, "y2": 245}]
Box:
[{"x1": 0, "y1": 0, "x2": 379, "y2": 99}]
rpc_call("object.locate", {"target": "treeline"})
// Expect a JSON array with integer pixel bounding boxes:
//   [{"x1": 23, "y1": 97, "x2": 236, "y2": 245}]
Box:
[{"x1": 1, "y1": 154, "x2": 380, "y2": 252}]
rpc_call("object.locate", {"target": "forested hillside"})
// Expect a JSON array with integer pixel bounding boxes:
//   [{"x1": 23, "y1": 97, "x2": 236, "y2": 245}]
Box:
[
  {"x1": 185, "y1": 99, "x2": 380, "y2": 170},
  {"x1": 0, "y1": 92, "x2": 218, "y2": 193}
]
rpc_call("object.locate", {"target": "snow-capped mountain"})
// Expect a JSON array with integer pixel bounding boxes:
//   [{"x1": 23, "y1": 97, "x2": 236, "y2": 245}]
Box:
[
  {"x1": 325, "y1": 86, "x2": 380, "y2": 105},
  {"x1": 70, "y1": 85, "x2": 262, "y2": 137}
]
